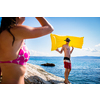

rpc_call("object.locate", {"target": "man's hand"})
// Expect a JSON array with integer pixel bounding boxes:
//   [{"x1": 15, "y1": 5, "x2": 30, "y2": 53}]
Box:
[
  {"x1": 72, "y1": 47, "x2": 74, "y2": 50},
  {"x1": 56, "y1": 48, "x2": 59, "y2": 51}
]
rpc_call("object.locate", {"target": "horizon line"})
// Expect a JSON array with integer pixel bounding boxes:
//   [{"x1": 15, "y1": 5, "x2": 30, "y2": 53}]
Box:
[{"x1": 30, "y1": 56, "x2": 100, "y2": 57}]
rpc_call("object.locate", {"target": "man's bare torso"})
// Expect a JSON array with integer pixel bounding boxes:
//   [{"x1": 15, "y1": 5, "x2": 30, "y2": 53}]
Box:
[{"x1": 63, "y1": 45, "x2": 70, "y2": 58}]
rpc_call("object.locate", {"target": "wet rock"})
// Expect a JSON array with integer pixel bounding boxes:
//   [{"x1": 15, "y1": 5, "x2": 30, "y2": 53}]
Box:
[{"x1": 41, "y1": 63, "x2": 55, "y2": 66}]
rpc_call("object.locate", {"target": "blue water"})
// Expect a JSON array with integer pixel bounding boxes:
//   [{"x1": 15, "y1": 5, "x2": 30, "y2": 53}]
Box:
[{"x1": 28, "y1": 56, "x2": 100, "y2": 84}]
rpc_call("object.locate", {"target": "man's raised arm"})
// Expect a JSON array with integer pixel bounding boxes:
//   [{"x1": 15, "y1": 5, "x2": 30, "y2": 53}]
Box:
[
  {"x1": 56, "y1": 45, "x2": 64, "y2": 54},
  {"x1": 70, "y1": 47, "x2": 74, "y2": 54}
]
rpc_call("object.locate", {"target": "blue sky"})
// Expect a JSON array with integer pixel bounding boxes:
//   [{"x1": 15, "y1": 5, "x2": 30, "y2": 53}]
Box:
[
  {"x1": 23, "y1": 17, "x2": 100, "y2": 57},
  {"x1": 0, "y1": 17, "x2": 100, "y2": 57}
]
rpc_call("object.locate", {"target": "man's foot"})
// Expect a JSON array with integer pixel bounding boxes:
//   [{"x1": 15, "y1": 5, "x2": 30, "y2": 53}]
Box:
[
  {"x1": 64, "y1": 80, "x2": 71, "y2": 84},
  {"x1": 68, "y1": 80, "x2": 71, "y2": 84},
  {"x1": 64, "y1": 80, "x2": 69, "y2": 84}
]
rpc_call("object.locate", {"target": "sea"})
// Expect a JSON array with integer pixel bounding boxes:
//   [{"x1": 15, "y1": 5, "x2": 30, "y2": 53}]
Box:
[{"x1": 27, "y1": 56, "x2": 100, "y2": 84}]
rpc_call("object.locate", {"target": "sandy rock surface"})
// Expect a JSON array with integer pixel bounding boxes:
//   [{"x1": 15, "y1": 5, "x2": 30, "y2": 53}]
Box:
[{"x1": 24, "y1": 63, "x2": 65, "y2": 84}]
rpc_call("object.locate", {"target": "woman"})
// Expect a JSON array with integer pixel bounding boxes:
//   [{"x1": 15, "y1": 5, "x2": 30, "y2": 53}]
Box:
[
  {"x1": 0, "y1": 66, "x2": 1, "y2": 83},
  {"x1": 0, "y1": 17, "x2": 54, "y2": 84}
]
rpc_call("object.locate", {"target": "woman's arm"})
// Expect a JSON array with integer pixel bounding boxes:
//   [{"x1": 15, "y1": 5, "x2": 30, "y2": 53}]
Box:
[
  {"x1": 35, "y1": 17, "x2": 54, "y2": 30},
  {"x1": 13, "y1": 17, "x2": 54, "y2": 39}
]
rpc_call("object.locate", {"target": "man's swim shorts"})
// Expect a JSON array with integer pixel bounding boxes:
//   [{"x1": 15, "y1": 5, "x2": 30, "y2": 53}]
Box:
[
  {"x1": 64, "y1": 61, "x2": 71, "y2": 69},
  {"x1": 64, "y1": 57, "x2": 71, "y2": 69}
]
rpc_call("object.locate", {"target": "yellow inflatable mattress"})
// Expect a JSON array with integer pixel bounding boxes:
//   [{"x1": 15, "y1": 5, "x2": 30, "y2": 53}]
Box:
[{"x1": 50, "y1": 33, "x2": 84, "y2": 51}]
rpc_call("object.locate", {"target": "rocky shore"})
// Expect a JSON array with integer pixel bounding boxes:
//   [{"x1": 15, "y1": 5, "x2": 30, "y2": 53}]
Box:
[{"x1": 24, "y1": 63, "x2": 65, "y2": 84}]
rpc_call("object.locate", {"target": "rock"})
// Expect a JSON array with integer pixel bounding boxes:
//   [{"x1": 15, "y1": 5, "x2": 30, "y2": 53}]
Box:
[
  {"x1": 41, "y1": 63, "x2": 55, "y2": 66},
  {"x1": 24, "y1": 63, "x2": 65, "y2": 84}
]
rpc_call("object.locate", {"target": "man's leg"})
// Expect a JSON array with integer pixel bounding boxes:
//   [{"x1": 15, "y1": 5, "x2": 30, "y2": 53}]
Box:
[
  {"x1": 68, "y1": 69, "x2": 71, "y2": 76},
  {"x1": 64, "y1": 68, "x2": 69, "y2": 84},
  {"x1": 68, "y1": 69, "x2": 71, "y2": 83}
]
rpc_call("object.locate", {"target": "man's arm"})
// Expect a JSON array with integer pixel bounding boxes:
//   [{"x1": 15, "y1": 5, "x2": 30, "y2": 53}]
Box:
[
  {"x1": 56, "y1": 45, "x2": 64, "y2": 54},
  {"x1": 70, "y1": 47, "x2": 74, "y2": 54}
]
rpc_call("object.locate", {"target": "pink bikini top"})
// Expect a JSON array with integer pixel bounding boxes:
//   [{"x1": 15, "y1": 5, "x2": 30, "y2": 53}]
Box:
[{"x1": 0, "y1": 44, "x2": 30, "y2": 65}]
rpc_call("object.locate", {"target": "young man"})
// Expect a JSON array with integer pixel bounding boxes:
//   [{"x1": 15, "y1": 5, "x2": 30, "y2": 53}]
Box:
[{"x1": 56, "y1": 38, "x2": 74, "y2": 84}]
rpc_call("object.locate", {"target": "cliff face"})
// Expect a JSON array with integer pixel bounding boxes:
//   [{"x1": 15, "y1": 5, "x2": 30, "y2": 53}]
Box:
[{"x1": 24, "y1": 63, "x2": 65, "y2": 84}]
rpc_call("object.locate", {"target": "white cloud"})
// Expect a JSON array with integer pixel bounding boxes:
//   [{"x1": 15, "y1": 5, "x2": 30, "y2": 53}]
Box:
[
  {"x1": 30, "y1": 50, "x2": 49, "y2": 56},
  {"x1": 91, "y1": 49, "x2": 98, "y2": 52},
  {"x1": 82, "y1": 44, "x2": 100, "y2": 53},
  {"x1": 95, "y1": 43, "x2": 100, "y2": 47},
  {"x1": 83, "y1": 48, "x2": 99, "y2": 52},
  {"x1": 83, "y1": 48, "x2": 91, "y2": 51},
  {"x1": 30, "y1": 50, "x2": 63, "y2": 57}
]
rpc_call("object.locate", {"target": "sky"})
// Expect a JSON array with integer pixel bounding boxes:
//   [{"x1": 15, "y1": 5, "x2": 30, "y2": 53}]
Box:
[
  {"x1": 0, "y1": 17, "x2": 100, "y2": 57},
  {"x1": 22, "y1": 17, "x2": 100, "y2": 57}
]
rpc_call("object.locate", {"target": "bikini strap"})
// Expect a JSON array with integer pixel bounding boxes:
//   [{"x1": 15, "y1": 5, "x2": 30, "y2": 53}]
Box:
[{"x1": 7, "y1": 28, "x2": 15, "y2": 46}]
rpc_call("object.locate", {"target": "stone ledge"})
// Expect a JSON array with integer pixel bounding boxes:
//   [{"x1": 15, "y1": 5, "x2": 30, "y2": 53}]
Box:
[{"x1": 24, "y1": 63, "x2": 65, "y2": 84}]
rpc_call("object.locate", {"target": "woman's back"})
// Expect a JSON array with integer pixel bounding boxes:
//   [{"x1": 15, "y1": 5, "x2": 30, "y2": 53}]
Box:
[
  {"x1": 0, "y1": 28, "x2": 23, "y2": 61},
  {"x1": 0, "y1": 27, "x2": 27, "y2": 84}
]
